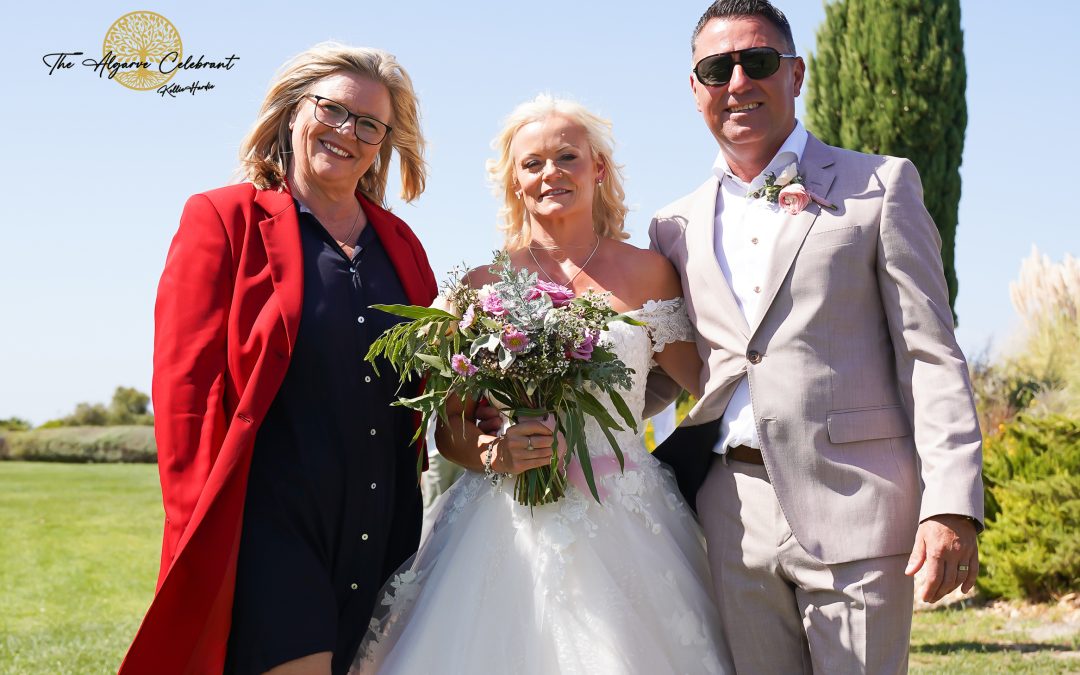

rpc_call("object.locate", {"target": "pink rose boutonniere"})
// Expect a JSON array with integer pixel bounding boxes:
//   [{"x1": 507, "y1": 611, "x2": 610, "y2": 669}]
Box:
[
  {"x1": 777, "y1": 183, "x2": 835, "y2": 216},
  {"x1": 748, "y1": 162, "x2": 836, "y2": 214}
]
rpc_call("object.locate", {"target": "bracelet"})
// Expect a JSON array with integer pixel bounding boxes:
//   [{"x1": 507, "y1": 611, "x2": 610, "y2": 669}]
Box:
[{"x1": 483, "y1": 440, "x2": 503, "y2": 487}]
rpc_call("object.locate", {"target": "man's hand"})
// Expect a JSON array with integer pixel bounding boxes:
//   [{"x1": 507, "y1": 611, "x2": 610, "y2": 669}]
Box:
[
  {"x1": 475, "y1": 402, "x2": 503, "y2": 435},
  {"x1": 905, "y1": 514, "x2": 979, "y2": 603}
]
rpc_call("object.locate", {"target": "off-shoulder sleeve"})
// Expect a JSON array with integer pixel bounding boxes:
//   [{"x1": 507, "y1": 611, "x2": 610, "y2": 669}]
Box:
[{"x1": 633, "y1": 298, "x2": 693, "y2": 353}]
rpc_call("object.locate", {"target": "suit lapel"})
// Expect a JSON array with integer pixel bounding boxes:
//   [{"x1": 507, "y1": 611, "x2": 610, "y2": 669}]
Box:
[
  {"x1": 254, "y1": 187, "x2": 304, "y2": 352},
  {"x1": 362, "y1": 196, "x2": 430, "y2": 307},
  {"x1": 750, "y1": 136, "x2": 837, "y2": 335},
  {"x1": 687, "y1": 176, "x2": 751, "y2": 339}
]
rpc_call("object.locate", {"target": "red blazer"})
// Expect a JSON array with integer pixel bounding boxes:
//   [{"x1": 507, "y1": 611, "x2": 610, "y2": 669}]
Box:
[{"x1": 119, "y1": 183, "x2": 437, "y2": 675}]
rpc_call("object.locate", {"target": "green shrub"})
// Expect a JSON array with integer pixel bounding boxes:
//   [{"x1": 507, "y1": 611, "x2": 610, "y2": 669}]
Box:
[
  {"x1": 1, "y1": 426, "x2": 157, "y2": 463},
  {"x1": 978, "y1": 415, "x2": 1080, "y2": 600},
  {"x1": 42, "y1": 386, "x2": 155, "y2": 428},
  {"x1": 977, "y1": 475, "x2": 1080, "y2": 600},
  {"x1": 981, "y1": 415, "x2": 1080, "y2": 520},
  {"x1": 0, "y1": 417, "x2": 31, "y2": 431}
]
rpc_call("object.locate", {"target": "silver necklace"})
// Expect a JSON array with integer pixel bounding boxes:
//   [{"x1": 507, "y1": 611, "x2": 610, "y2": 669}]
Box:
[
  {"x1": 335, "y1": 204, "x2": 362, "y2": 248},
  {"x1": 527, "y1": 235, "x2": 601, "y2": 286}
]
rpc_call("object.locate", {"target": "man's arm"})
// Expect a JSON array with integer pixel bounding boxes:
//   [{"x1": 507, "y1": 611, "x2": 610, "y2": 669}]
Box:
[
  {"x1": 642, "y1": 215, "x2": 687, "y2": 417},
  {"x1": 875, "y1": 158, "x2": 984, "y2": 601}
]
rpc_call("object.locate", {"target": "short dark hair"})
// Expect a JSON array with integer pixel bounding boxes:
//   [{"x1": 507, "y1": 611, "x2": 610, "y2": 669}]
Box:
[{"x1": 691, "y1": 0, "x2": 796, "y2": 55}]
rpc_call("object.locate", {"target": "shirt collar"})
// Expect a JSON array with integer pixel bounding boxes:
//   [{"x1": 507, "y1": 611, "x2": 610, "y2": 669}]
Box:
[{"x1": 712, "y1": 119, "x2": 808, "y2": 192}]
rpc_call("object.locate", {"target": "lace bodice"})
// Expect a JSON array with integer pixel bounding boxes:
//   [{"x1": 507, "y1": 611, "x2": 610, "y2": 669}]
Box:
[{"x1": 603, "y1": 297, "x2": 693, "y2": 429}]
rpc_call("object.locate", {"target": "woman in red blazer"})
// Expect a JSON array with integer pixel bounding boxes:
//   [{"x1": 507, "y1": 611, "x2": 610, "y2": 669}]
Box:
[{"x1": 120, "y1": 43, "x2": 437, "y2": 675}]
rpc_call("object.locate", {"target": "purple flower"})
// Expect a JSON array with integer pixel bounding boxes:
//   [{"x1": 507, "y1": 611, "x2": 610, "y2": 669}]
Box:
[
  {"x1": 459, "y1": 303, "x2": 476, "y2": 330},
  {"x1": 569, "y1": 329, "x2": 600, "y2": 361},
  {"x1": 450, "y1": 354, "x2": 478, "y2": 377},
  {"x1": 501, "y1": 325, "x2": 530, "y2": 353},
  {"x1": 481, "y1": 293, "x2": 507, "y2": 317},
  {"x1": 526, "y1": 280, "x2": 576, "y2": 307}
]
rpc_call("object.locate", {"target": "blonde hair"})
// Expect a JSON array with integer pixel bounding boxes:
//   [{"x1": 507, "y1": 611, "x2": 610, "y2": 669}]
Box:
[
  {"x1": 487, "y1": 94, "x2": 630, "y2": 252},
  {"x1": 239, "y1": 42, "x2": 426, "y2": 205}
]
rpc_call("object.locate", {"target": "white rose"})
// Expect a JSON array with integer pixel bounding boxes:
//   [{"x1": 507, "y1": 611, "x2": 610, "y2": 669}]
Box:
[{"x1": 775, "y1": 162, "x2": 799, "y2": 186}]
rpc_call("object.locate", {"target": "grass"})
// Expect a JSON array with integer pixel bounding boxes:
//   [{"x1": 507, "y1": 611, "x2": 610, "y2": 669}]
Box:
[
  {"x1": 911, "y1": 600, "x2": 1080, "y2": 673},
  {"x1": 1, "y1": 462, "x2": 1078, "y2": 674},
  {"x1": 0, "y1": 462, "x2": 161, "y2": 674}
]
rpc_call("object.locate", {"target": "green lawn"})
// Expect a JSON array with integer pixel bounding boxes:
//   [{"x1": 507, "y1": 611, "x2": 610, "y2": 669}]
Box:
[
  {"x1": 1, "y1": 462, "x2": 1078, "y2": 674},
  {"x1": 1, "y1": 463, "x2": 161, "y2": 674}
]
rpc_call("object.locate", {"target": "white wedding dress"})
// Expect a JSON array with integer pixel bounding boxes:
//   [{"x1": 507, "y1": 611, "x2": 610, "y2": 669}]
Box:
[{"x1": 352, "y1": 299, "x2": 732, "y2": 674}]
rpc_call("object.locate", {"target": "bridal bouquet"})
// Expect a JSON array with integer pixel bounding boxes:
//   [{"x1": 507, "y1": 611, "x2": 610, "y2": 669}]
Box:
[{"x1": 366, "y1": 251, "x2": 639, "y2": 507}]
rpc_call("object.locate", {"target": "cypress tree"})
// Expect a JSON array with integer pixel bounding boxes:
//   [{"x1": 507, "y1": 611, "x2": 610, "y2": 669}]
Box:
[{"x1": 805, "y1": 0, "x2": 966, "y2": 320}]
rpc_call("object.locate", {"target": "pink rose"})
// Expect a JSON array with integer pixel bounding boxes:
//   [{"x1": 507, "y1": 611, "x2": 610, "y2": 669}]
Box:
[
  {"x1": 481, "y1": 292, "x2": 507, "y2": 317},
  {"x1": 568, "y1": 329, "x2": 600, "y2": 361},
  {"x1": 778, "y1": 183, "x2": 811, "y2": 215},
  {"x1": 450, "y1": 354, "x2": 478, "y2": 377},
  {"x1": 526, "y1": 280, "x2": 576, "y2": 307},
  {"x1": 501, "y1": 325, "x2": 530, "y2": 352}
]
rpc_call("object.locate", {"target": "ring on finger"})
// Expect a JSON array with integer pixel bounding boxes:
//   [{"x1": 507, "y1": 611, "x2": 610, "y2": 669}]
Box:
[
  {"x1": 957, "y1": 564, "x2": 970, "y2": 574},
  {"x1": 525, "y1": 436, "x2": 533, "y2": 450}
]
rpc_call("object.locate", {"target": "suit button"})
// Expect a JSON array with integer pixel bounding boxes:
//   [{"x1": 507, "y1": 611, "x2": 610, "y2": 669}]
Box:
[{"x1": 747, "y1": 350, "x2": 762, "y2": 364}]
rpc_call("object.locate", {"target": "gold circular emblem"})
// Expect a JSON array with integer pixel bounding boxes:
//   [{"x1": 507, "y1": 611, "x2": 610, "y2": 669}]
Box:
[{"x1": 102, "y1": 11, "x2": 182, "y2": 91}]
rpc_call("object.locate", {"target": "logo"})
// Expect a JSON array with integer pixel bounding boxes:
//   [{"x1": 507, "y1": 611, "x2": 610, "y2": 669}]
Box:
[
  {"x1": 42, "y1": 11, "x2": 239, "y2": 99},
  {"x1": 102, "y1": 11, "x2": 183, "y2": 91}
]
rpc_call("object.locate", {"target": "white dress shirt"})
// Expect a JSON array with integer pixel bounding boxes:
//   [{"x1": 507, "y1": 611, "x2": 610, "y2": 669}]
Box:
[{"x1": 712, "y1": 120, "x2": 808, "y2": 454}]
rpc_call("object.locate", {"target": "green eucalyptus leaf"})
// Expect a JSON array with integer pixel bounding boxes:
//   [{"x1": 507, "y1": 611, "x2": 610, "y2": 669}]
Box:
[
  {"x1": 371, "y1": 304, "x2": 458, "y2": 320},
  {"x1": 415, "y1": 353, "x2": 448, "y2": 374},
  {"x1": 574, "y1": 389, "x2": 625, "y2": 432},
  {"x1": 606, "y1": 389, "x2": 638, "y2": 433}
]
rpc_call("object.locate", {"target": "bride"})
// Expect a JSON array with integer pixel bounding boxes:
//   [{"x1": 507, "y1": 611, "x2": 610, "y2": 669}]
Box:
[{"x1": 353, "y1": 95, "x2": 732, "y2": 674}]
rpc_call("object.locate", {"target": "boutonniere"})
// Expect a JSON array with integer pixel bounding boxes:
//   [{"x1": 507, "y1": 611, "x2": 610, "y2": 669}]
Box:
[{"x1": 747, "y1": 162, "x2": 836, "y2": 215}]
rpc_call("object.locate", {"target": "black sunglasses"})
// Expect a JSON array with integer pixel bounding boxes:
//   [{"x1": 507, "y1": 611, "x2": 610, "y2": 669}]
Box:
[{"x1": 693, "y1": 47, "x2": 797, "y2": 87}]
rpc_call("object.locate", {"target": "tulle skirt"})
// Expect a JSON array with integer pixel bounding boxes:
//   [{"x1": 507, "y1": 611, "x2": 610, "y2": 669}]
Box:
[{"x1": 352, "y1": 450, "x2": 732, "y2": 674}]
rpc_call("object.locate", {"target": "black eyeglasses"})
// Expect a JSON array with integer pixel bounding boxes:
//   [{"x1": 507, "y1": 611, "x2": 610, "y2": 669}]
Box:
[
  {"x1": 305, "y1": 94, "x2": 392, "y2": 145},
  {"x1": 693, "y1": 47, "x2": 797, "y2": 87}
]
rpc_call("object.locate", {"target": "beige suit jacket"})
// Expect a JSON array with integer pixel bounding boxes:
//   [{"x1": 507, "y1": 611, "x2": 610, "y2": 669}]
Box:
[{"x1": 649, "y1": 134, "x2": 984, "y2": 565}]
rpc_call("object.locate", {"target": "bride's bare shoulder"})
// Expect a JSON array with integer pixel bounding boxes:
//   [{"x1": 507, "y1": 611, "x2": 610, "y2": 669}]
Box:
[{"x1": 605, "y1": 241, "x2": 681, "y2": 301}]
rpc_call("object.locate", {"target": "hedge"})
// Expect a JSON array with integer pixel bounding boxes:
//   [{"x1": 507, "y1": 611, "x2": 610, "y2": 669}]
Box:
[
  {"x1": 0, "y1": 426, "x2": 157, "y2": 463},
  {"x1": 978, "y1": 415, "x2": 1080, "y2": 600}
]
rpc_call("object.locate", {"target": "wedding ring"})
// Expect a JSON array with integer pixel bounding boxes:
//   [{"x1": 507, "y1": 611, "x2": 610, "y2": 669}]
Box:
[
  {"x1": 525, "y1": 436, "x2": 533, "y2": 450},
  {"x1": 957, "y1": 564, "x2": 970, "y2": 573}
]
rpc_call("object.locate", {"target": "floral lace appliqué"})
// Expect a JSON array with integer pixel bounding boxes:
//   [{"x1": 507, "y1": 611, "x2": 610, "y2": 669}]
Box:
[{"x1": 630, "y1": 297, "x2": 694, "y2": 353}]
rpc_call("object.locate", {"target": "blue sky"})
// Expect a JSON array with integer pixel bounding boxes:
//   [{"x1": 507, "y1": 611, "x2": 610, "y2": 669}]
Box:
[{"x1": 2, "y1": 1, "x2": 1077, "y2": 424}]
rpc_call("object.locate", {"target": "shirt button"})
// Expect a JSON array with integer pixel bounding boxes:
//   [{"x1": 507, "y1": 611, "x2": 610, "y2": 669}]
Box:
[
  {"x1": 361, "y1": 533, "x2": 369, "y2": 541},
  {"x1": 364, "y1": 375, "x2": 372, "y2": 383},
  {"x1": 357, "y1": 316, "x2": 366, "y2": 324},
  {"x1": 349, "y1": 266, "x2": 356, "y2": 274},
  {"x1": 751, "y1": 237, "x2": 759, "y2": 245},
  {"x1": 748, "y1": 350, "x2": 763, "y2": 364},
  {"x1": 350, "y1": 583, "x2": 358, "y2": 590},
  {"x1": 370, "y1": 482, "x2": 377, "y2": 489},
  {"x1": 370, "y1": 429, "x2": 377, "y2": 436},
  {"x1": 753, "y1": 286, "x2": 761, "y2": 293}
]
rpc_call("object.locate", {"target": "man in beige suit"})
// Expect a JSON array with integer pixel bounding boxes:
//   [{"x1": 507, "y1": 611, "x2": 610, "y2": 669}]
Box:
[{"x1": 650, "y1": 1, "x2": 984, "y2": 671}]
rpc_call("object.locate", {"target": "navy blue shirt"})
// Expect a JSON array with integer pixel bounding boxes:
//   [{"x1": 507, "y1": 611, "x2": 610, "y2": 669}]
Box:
[{"x1": 227, "y1": 206, "x2": 422, "y2": 675}]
